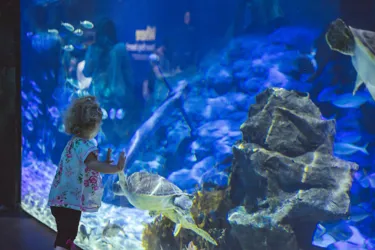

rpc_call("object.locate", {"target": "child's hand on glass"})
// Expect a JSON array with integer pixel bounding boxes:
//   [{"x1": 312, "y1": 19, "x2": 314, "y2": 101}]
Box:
[
  {"x1": 106, "y1": 148, "x2": 114, "y2": 164},
  {"x1": 116, "y1": 151, "x2": 126, "y2": 172}
]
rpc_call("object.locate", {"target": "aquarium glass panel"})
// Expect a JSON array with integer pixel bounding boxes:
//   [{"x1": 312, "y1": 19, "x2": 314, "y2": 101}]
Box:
[{"x1": 21, "y1": 0, "x2": 375, "y2": 249}]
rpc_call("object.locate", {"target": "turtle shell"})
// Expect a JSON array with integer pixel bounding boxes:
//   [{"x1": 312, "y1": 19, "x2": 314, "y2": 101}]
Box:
[
  {"x1": 127, "y1": 172, "x2": 184, "y2": 197},
  {"x1": 350, "y1": 27, "x2": 375, "y2": 58}
]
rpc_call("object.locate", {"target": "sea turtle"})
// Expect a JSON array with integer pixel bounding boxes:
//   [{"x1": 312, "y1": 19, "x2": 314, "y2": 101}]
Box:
[
  {"x1": 113, "y1": 171, "x2": 218, "y2": 246},
  {"x1": 325, "y1": 18, "x2": 375, "y2": 101}
]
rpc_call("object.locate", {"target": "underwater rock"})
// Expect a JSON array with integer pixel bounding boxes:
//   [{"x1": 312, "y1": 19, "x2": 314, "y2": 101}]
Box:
[
  {"x1": 240, "y1": 88, "x2": 336, "y2": 157},
  {"x1": 228, "y1": 207, "x2": 299, "y2": 250},
  {"x1": 206, "y1": 64, "x2": 234, "y2": 95},
  {"x1": 229, "y1": 87, "x2": 358, "y2": 250}
]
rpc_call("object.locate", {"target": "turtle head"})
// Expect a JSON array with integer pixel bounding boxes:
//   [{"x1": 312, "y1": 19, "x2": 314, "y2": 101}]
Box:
[
  {"x1": 325, "y1": 18, "x2": 355, "y2": 56},
  {"x1": 173, "y1": 195, "x2": 193, "y2": 211},
  {"x1": 112, "y1": 181, "x2": 125, "y2": 196}
]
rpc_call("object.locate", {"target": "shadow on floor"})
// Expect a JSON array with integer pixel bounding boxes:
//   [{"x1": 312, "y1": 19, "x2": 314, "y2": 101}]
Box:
[{"x1": 0, "y1": 207, "x2": 56, "y2": 250}]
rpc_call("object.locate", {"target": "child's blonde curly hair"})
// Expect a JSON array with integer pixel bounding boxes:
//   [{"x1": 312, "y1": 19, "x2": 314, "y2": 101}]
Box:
[{"x1": 64, "y1": 96, "x2": 103, "y2": 138}]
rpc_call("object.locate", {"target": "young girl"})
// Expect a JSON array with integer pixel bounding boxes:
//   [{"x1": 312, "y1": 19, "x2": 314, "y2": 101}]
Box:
[{"x1": 48, "y1": 96, "x2": 126, "y2": 250}]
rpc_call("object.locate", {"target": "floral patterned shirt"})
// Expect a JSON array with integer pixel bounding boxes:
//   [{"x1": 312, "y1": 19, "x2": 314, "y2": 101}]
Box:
[{"x1": 48, "y1": 136, "x2": 104, "y2": 212}]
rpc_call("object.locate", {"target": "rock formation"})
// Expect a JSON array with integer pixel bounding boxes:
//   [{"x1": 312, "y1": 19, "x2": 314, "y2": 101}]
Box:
[{"x1": 228, "y1": 88, "x2": 359, "y2": 250}]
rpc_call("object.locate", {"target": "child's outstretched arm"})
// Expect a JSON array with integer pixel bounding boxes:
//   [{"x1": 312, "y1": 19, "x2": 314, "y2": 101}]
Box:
[{"x1": 85, "y1": 149, "x2": 126, "y2": 174}]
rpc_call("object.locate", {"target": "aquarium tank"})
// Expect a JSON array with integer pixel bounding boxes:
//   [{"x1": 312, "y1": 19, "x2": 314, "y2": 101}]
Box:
[{"x1": 20, "y1": 0, "x2": 375, "y2": 249}]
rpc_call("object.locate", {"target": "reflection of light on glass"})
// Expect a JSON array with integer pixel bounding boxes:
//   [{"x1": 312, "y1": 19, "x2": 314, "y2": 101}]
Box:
[{"x1": 76, "y1": 60, "x2": 92, "y2": 89}]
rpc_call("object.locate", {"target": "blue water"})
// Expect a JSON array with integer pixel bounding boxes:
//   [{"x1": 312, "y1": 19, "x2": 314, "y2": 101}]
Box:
[{"x1": 21, "y1": 0, "x2": 375, "y2": 249}]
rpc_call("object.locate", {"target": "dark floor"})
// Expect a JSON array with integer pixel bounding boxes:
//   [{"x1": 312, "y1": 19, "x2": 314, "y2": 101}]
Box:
[{"x1": 0, "y1": 207, "x2": 56, "y2": 250}]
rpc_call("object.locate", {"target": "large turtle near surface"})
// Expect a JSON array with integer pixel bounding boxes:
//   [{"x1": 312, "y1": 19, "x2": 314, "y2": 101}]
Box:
[
  {"x1": 325, "y1": 18, "x2": 375, "y2": 100},
  {"x1": 113, "y1": 171, "x2": 218, "y2": 246}
]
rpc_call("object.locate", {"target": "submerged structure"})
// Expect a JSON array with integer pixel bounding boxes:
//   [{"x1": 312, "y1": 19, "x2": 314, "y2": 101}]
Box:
[
  {"x1": 229, "y1": 88, "x2": 358, "y2": 250},
  {"x1": 20, "y1": 0, "x2": 375, "y2": 249}
]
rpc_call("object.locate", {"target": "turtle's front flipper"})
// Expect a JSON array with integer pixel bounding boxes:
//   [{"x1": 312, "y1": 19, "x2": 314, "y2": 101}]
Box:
[
  {"x1": 188, "y1": 226, "x2": 218, "y2": 246},
  {"x1": 173, "y1": 208, "x2": 218, "y2": 246},
  {"x1": 149, "y1": 211, "x2": 158, "y2": 217},
  {"x1": 173, "y1": 223, "x2": 182, "y2": 236},
  {"x1": 353, "y1": 75, "x2": 364, "y2": 95}
]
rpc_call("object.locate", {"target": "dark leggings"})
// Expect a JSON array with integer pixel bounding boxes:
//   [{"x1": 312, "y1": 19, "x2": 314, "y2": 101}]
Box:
[{"x1": 51, "y1": 206, "x2": 82, "y2": 249}]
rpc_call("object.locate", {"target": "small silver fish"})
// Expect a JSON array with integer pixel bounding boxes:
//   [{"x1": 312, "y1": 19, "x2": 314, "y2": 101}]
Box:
[
  {"x1": 73, "y1": 29, "x2": 83, "y2": 36},
  {"x1": 307, "y1": 48, "x2": 317, "y2": 71},
  {"x1": 334, "y1": 142, "x2": 369, "y2": 156},
  {"x1": 63, "y1": 45, "x2": 74, "y2": 52},
  {"x1": 27, "y1": 122, "x2": 34, "y2": 131},
  {"x1": 61, "y1": 22, "x2": 75, "y2": 32},
  {"x1": 80, "y1": 20, "x2": 94, "y2": 29},
  {"x1": 24, "y1": 111, "x2": 33, "y2": 120},
  {"x1": 48, "y1": 29, "x2": 59, "y2": 35},
  {"x1": 21, "y1": 91, "x2": 27, "y2": 100},
  {"x1": 109, "y1": 108, "x2": 116, "y2": 120},
  {"x1": 318, "y1": 87, "x2": 337, "y2": 102},
  {"x1": 349, "y1": 204, "x2": 374, "y2": 222},
  {"x1": 79, "y1": 224, "x2": 91, "y2": 241},
  {"x1": 332, "y1": 93, "x2": 369, "y2": 108},
  {"x1": 48, "y1": 106, "x2": 60, "y2": 118},
  {"x1": 116, "y1": 109, "x2": 125, "y2": 119},
  {"x1": 102, "y1": 221, "x2": 125, "y2": 238}
]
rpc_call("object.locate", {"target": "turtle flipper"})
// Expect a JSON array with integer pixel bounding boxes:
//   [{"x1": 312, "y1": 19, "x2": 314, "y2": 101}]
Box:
[
  {"x1": 353, "y1": 75, "x2": 364, "y2": 95},
  {"x1": 149, "y1": 211, "x2": 158, "y2": 217},
  {"x1": 188, "y1": 226, "x2": 218, "y2": 246},
  {"x1": 172, "y1": 208, "x2": 218, "y2": 246},
  {"x1": 173, "y1": 223, "x2": 182, "y2": 236}
]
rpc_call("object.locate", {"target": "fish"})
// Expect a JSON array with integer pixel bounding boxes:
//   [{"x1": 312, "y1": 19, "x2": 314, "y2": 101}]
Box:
[
  {"x1": 102, "y1": 221, "x2": 125, "y2": 238},
  {"x1": 334, "y1": 142, "x2": 369, "y2": 155},
  {"x1": 73, "y1": 29, "x2": 83, "y2": 36},
  {"x1": 47, "y1": 29, "x2": 59, "y2": 35},
  {"x1": 357, "y1": 171, "x2": 375, "y2": 188},
  {"x1": 63, "y1": 45, "x2": 74, "y2": 52},
  {"x1": 37, "y1": 139, "x2": 46, "y2": 154},
  {"x1": 332, "y1": 93, "x2": 369, "y2": 108},
  {"x1": 79, "y1": 224, "x2": 91, "y2": 241},
  {"x1": 125, "y1": 81, "x2": 188, "y2": 170},
  {"x1": 349, "y1": 203, "x2": 374, "y2": 222},
  {"x1": 30, "y1": 80, "x2": 41, "y2": 92},
  {"x1": 21, "y1": 91, "x2": 27, "y2": 100},
  {"x1": 336, "y1": 120, "x2": 360, "y2": 131},
  {"x1": 109, "y1": 108, "x2": 116, "y2": 120},
  {"x1": 26, "y1": 122, "x2": 34, "y2": 131},
  {"x1": 80, "y1": 20, "x2": 94, "y2": 29},
  {"x1": 29, "y1": 103, "x2": 39, "y2": 118},
  {"x1": 48, "y1": 106, "x2": 60, "y2": 119},
  {"x1": 116, "y1": 109, "x2": 125, "y2": 119},
  {"x1": 324, "y1": 221, "x2": 353, "y2": 241},
  {"x1": 335, "y1": 131, "x2": 362, "y2": 144},
  {"x1": 317, "y1": 87, "x2": 337, "y2": 102},
  {"x1": 306, "y1": 48, "x2": 318, "y2": 71},
  {"x1": 24, "y1": 111, "x2": 33, "y2": 120},
  {"x1": 61, "y1": 22, "x2": 75, "y2": 32}
]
